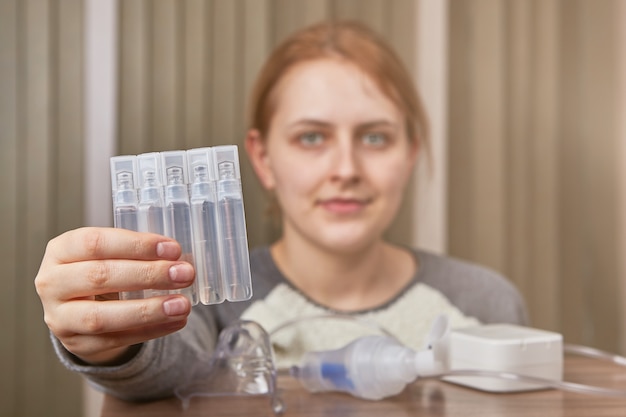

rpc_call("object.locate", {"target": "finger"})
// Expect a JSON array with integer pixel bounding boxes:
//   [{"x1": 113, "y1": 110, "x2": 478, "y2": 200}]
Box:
[
  {"x1": 44, "y1": 227, "x2": 181, "y2": 265},
  {"x1": 48, "y1": 259, "x2": 195, "y2": 300},
  {"x1": 61, "y1": 318, "x2": 189, "y2": 360},
  {"x1": 51, "y1": 296, "x2": 191, "y2": 338}
]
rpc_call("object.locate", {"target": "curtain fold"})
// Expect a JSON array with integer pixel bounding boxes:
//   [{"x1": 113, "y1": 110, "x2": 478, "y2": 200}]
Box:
[{"x1": 448, "y1": 0, "x2": 624, "y2": 352}]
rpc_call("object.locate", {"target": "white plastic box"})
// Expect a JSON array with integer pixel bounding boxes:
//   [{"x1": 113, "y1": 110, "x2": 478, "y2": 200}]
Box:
[{"x1": 446, "y1": 324, "x2": 563, "y2": 392}]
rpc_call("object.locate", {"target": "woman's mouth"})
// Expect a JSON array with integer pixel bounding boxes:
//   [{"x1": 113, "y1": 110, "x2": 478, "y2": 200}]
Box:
[{"x1": 317, "y1": 198, "x2": 371, "y2": 214}]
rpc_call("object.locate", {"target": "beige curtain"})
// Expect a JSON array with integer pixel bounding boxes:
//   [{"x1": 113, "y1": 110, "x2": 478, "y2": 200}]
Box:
[
  {"x1": 0, "y1": 0, "x2": 84, "y2": 416},
  {"x1": 448, "y1": 0, "x2": 625, "y2": 352}
]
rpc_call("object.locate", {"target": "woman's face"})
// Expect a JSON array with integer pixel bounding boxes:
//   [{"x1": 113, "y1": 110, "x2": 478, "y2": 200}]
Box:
[{"x1": 248, "y1": 58, "x2": 418, "y2": 254}]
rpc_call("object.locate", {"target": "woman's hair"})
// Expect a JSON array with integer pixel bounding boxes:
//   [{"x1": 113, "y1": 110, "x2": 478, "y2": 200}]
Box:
[{"x1": 247, "y1": 20, "x2": 430, "y2": 151}]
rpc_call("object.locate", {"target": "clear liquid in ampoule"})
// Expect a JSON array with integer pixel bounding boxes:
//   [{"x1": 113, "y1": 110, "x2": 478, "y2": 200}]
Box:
[
  {"x1": 219, "y1": 195, "x2": 252, "y2": 301},
  {"x1": 113, "y1": 171, "x2": 143, "y2": 300},
  {"x1": 138, "y1": 167, "x2": 168, "y2": 298},
  {"x1": 115, "y1": 206, "x2": 138, "y2": 231},
  {"x1": 166, "y1": 200, "x2": 198, "y2": 304},
  {"x1": 161, "y1": 160, "x2": 199, "y2": 305},
  {"x1": 115, "y1": 210, "x2": 144, "y2": 301},
  {"x1": 139, "y1": 205, "x2": 165, "y2": 235},
  {"x1": 189, "y1": 158, "x2": 224, "y2": 305},
  {"x1": 192, "y1": 197, "x2": 223, "y2": 304},
  {"x1": 139, "y1": 204, "x2": 167, "y2": 298}
]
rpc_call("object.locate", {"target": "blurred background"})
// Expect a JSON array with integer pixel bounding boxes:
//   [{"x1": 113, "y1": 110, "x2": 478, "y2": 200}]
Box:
[{"x1": 2, "y1": 0, "x2": 625, "y2": 416}]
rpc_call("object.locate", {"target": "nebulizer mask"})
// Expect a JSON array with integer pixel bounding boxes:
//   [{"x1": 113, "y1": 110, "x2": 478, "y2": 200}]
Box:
[{"x1": 174, "y1": 320, "x2": 283, "y2": 413}]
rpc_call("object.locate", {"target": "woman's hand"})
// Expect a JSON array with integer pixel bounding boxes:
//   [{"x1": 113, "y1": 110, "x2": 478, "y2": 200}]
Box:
[{"x1": 35, "y1": 227, "x2": 195, "y2": 365}]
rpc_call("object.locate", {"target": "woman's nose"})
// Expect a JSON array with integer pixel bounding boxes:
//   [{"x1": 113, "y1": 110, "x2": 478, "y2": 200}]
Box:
[{"x1": 331, "y1": 139, "x2": 361, "y2": 184}]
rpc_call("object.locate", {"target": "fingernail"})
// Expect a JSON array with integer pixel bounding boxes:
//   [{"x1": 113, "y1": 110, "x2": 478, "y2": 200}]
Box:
[
  {"x1": 169, "y1": 263, "x2": 194, "y2": 283},
  {"x1": 163, "y1": 297, "x2": 189, "y2": 316},
  {"x1": 156, "y1": 241, "x2": 179, "y2": 258}
]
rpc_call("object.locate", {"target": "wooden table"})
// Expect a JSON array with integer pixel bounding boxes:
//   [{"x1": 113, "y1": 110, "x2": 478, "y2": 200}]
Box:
[{"x1": 101, "y1": 355, "x2": 626, "y2": 416}]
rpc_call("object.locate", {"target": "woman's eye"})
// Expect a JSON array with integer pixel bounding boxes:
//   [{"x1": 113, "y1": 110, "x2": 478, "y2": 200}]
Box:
[
  {"x1": 361, "y1": 132, "x2": 387, "y2": 147},
  {"x1": 298, "y1": 132, "x2": 324, "y2": 146}
]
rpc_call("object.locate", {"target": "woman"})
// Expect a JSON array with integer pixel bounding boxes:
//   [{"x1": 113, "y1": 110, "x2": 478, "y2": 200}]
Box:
[{"x1": 35, "y1": 20, "x2": 527, "y2": 400}]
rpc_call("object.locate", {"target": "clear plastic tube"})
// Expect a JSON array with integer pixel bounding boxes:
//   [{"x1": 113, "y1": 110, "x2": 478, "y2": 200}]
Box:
[
  {"x1": 110, "y1": 156, "x2": 143, "y2": 300},
  {"x1": 188, "y1": 148, "x2": 224, "y2": 305},
  {"x1": 162, "y1": 151, "x2": 198, "y2": 305},
  {"x1": 268, "y1": 313, "x2": 399, "y2": 341},
  {"x1": 563, "y1": 343, "x2": 626, "y2": 367},
  {"x1": 212, "y1": 146, "x2": 252, "y2": 301}
]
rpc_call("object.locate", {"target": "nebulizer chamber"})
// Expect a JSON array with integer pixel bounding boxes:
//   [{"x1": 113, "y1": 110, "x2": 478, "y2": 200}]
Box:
[
  {"x1": 290, "y1": 314, "x2": 449, "y2": 400},
  {"x1": 293, "y1": 334, "x2": 442, "y2": 400}
]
